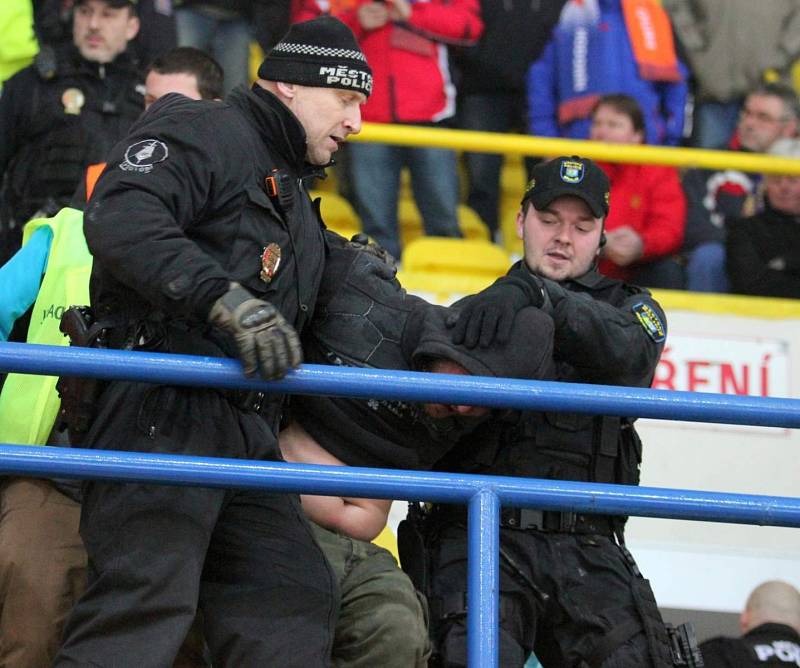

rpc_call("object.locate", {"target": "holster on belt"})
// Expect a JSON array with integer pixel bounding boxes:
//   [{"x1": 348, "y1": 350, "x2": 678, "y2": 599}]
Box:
[
  {"x1": 56, "y1": 306, "x2": 108, "y2": 445},
  {"x1": 397, "y1": 502, "x2": 432, "y2": 596}
]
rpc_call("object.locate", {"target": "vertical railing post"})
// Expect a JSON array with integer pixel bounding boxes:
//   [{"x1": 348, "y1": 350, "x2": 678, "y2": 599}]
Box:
[{"x1": 467, "y1": 487, "x2": 500, "y2": 667}]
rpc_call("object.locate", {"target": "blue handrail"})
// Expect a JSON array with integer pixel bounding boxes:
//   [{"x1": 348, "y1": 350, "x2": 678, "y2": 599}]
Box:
[
  {"x1": 1, "y1": 341, "x2": 799, "y2": 666},
  {"x1": 2, "y1": 341, "x2": 800, "y2": 426}
]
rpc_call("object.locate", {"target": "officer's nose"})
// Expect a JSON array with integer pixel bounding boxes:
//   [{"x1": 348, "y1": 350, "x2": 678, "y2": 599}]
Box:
[
  {"x1": 553, "y1": 223, "x2": 573, "y2": 245},
  {"x1": 344, "y1": 107, "x2": 362, "y2": 136}
]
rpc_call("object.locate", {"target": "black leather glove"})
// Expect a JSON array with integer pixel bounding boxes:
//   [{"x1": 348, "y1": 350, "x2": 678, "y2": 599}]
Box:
[
  {"x1": 208, "y1": 284, "x2": 302, "y2": 380},
  {"x1": 347, "y1": 233, "x2": 397, "y2": 276},
  {"x1": 448, "y1": 275, "x2": 544, "y2": 349}
]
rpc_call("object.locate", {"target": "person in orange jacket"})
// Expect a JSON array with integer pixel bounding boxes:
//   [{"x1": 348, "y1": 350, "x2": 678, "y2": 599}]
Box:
[
  {"x1": 292, "y1": 0, "x2": 484, "y2": 259},
  {"x1": 590, "y1": 93, "x2": 686, "y2": 288}
]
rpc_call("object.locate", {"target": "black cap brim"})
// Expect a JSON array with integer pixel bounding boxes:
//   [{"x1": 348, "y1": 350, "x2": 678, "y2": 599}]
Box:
[{"x1": 529, "y1": 186, "x2": 607, "y2": 218}]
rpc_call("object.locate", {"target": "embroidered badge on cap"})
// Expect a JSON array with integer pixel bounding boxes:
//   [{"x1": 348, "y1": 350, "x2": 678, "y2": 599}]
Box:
[
  {"x1": 62, "y1": 88, "x2": 85, "y2": 115},
  {"x1": 632, "y1": 302, "x2": 666, "y2": 343},
  {"x1": 120, "y1": 139, "x2": 169, "y2": 173},
  {"x1": 560, "y1": 159, "x2": 585, "y2": 184},
  {"x1": 260, "y1": 243, "x2": 282, "y2": 283}
]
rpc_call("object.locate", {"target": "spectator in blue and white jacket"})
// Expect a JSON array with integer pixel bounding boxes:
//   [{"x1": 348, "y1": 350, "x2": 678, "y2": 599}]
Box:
[{"x1": 526, "y1": 0, "x2": 688, "y2": 146}]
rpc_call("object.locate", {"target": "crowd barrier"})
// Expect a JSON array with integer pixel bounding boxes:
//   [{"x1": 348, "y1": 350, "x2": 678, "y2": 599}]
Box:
[
  {"x1": 354, "y1": 122, "x2": 800, "y2": 175},
  {"x1": 2, "y1": 341, "x2": 800, "y2": 666}
]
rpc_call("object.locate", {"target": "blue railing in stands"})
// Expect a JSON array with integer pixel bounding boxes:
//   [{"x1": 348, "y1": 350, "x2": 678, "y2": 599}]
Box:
[{"x1": 2, "y1": 341, "x2": 800, "y2": 667}]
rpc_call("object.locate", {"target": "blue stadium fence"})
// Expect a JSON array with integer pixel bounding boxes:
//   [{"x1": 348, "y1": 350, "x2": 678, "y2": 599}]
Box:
[{"x1": 1, "y1": 341, "x2": 800, "y2": 667}]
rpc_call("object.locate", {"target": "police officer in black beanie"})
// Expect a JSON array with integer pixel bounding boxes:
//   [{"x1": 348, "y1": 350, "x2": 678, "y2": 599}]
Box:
[
  {"x1": 55, "y1": 16, "x2": 371, "y2": 667},
  {"x1": 417, "y1": 156, "x2": 702, "y2": 667}
]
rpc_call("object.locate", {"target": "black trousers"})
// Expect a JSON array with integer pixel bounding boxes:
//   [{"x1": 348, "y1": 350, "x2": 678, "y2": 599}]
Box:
[
  {"x1": 55, "y1": 382, "x2": 339, "y2": 667},
  {"x1": 428, "y1": 523, "x2": 674, "y2": 668}
]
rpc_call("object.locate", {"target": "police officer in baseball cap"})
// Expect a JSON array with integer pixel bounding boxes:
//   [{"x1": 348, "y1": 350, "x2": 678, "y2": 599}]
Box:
[
  {"x1": 0, "y1": 0, "x2": 143, "y2": 263},
  {"x1": 420, "y1": 157, "x2": 699, "y2": 667}
]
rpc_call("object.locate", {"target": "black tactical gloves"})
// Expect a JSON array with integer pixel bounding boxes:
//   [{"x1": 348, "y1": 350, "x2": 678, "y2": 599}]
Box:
[
  {"x1": 208, "y1": 284, "x2": 302, "y2": 379},
  {"x1": 448, "y1": 275, "x2": 545, "y2": 349}
]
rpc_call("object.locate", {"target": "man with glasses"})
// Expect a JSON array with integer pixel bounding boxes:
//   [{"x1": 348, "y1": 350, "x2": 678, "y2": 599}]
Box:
[{"x1": 681, "y1": 82, "x2": 800, "y2": 293}]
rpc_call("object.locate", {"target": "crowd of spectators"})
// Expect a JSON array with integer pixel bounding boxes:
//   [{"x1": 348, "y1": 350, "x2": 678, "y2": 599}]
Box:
[{"x1": 2, "y1": 0, "x2": 800, "y2": 297}]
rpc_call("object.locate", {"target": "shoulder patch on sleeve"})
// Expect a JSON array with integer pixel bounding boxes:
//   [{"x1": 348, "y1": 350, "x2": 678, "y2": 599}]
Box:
[
  {"x1": 119, "y1": 139, "x2": 168, "y2": 174},
  {"x1": 632, "y1": 302, "x2": 665, "y2": 343}
]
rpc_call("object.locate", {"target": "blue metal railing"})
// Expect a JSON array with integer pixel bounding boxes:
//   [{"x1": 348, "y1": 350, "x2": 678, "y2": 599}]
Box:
[{"x1": 2, "y1": 341, "x2": 800, "y2": 666}]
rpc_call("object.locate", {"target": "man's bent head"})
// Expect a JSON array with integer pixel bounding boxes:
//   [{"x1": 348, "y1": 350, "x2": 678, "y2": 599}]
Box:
[
  {"x1": 256, "y1": 17, "x2": 371, "y2": 166},
  {"x1": 144, "y1": 46, "x2": 224, "y2": 108}
]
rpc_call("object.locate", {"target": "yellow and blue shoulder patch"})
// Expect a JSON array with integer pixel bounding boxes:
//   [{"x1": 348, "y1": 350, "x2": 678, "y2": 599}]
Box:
[{"x1": 632, "y1": 302, "x2": 666, "y2": 343}]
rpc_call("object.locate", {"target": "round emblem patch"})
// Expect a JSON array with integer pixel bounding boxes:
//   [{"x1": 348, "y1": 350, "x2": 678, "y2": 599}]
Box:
[
  {"x1": 120, "y1": 139, "x2": 169, "y2": 173},
  {"x1": 62, "y1": 87, "x2": 85, "y2": 115}
]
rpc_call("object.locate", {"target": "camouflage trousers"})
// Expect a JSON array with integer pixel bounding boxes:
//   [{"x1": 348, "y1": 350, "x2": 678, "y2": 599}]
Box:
[{"x1": 311, "y1": 523, "x2": 431, "y2": 668}]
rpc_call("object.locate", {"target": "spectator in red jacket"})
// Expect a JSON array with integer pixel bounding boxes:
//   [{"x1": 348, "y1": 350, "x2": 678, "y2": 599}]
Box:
[
  {"x1": 590, "y1": 93, "x2": 686, "y2": 287},
  {"x1": 293, "y1": 0, "x2": 483, "y2": 259}
]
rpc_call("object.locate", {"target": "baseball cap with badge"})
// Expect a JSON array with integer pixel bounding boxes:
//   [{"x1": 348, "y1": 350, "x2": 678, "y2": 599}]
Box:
[
  {"x1": 521, "y1": 156, "x2": 610, "y2": 218},
  {"x1": 258, "y1": 16, "x2": 372, "y2": 96}
]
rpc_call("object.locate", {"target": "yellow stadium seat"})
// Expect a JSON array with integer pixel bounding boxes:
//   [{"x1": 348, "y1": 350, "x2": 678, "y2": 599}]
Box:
[
  {"x1": 457, "y1": 204, "x2": 491, "y2": 240},
  {"x1": 248, "y1": 41, "x2": 264, "y2": 85},
  {"x1": 401, "y1": 237, "x2": 510, "y2": 278},
  {"x1": 398, "y1": 198, "x2": 425, "y2": 247},
  {"x1": 397, "y1": 270, "x2": 498, "y2": 304},
  {"x1": 310, "y1": 190, "x2": 361, "y2": 240},
  {"x1": 500, "y1": 155, "x2": 528, "y2": 200},
  {"x1": 499, "y1": 197, "x2": 524, "y2": 257},
  {"x1": 398, "y1": 200, "x2": 491, "y2": 248},
  {"x1": 371, "y1": 524, "x2": 399, "y2": 559}
]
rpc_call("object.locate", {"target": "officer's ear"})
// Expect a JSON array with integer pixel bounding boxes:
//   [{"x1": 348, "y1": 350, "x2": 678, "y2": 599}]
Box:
[
  {"x1": 275, "y1": 81, "x2": 298, "y2": 100},
  {"x1": 125, "y1": 14, "x2": 140, "y2": 42}
]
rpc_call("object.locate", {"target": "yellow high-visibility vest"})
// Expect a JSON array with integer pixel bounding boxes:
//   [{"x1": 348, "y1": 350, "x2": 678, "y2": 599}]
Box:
[
  {"x1": 0, "y1": 0, "x2": 38, "y2": 85},
  {"x1": 0, "y1": 208, "x2": 91, "y2": 445}
]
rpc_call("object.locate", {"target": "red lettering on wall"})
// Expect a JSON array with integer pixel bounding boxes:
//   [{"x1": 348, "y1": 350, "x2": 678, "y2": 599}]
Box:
[
  {"x1": 720, "y1": 363, "x2": 749, "y2": 395},
  {"x1": 687, "y1": 360, "x2": 711, "y2": 392},
  {"x1": 653, "y1": 347, "x2": 676, "y2": 390}
]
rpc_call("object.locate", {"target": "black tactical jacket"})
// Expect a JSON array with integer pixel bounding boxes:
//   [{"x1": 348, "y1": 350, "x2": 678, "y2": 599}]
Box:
[
  {"x1": 0, "y1": 45, "x2": 143, "y2": 223},
  {"x1": 435, "y1": 262, "x2": 667, "y2": 486},
  {"x1": 85, "y1": 85, "x2": 327, "y2": 357}
]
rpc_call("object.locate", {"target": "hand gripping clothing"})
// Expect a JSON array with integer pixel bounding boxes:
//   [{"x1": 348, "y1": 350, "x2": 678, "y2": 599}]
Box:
[{"x1": 425, "y1": 263, "x2": 679, "y2": 667}]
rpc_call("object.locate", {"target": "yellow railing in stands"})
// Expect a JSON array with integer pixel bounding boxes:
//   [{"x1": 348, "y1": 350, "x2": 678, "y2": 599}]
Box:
[{"x1": 351, "y1": 123, "x2": 800, "y2": 176}]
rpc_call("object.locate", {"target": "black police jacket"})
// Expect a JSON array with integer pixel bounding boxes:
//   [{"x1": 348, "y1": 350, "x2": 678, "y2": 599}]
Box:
[
  {"x1": 700, "y1": 623, "x2": 800, "y2": 667},
  {"x1": 435, "y1": 262, "x2": 667, "y2": 486},
  {"x1": 0, "y1": 45, "x2": 143, "y2": 223},
  {"x1": 85, "y1": 85, "x2": 326, "y2": 358}
]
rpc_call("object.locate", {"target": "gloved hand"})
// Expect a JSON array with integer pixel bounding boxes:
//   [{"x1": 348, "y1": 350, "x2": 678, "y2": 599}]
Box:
[
  {"x1": 447, "y1": 275, "x2": 544, "y2": 349},
  {"x1": 347, "y1": 233, "x2": 397, "y2": 276},
  {"x1": 208, "y1": 284, "x2": 302, "y2": 379}
]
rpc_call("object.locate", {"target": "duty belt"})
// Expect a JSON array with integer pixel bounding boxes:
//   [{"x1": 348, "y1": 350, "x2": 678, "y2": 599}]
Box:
[
  {"x1": 433, "y1": 504, "x2": 616, "y2": 537},
  {"x1": 500, "y1": 507, "x2": 616, "y2": 536}
]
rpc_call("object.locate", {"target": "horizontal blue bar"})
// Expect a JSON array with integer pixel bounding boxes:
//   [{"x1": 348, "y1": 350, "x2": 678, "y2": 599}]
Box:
[
  {"x1": 1, "y1": 342, "x2": 799, "y2": 428},
  {"x1": 1, "y1": 444, "x2": 798, "y2": 528}
]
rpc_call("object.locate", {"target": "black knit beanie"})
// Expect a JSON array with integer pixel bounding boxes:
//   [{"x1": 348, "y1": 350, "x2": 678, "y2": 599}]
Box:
[{"x1": 258, "y1": 16, "x2": 372, "y2": 96}]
